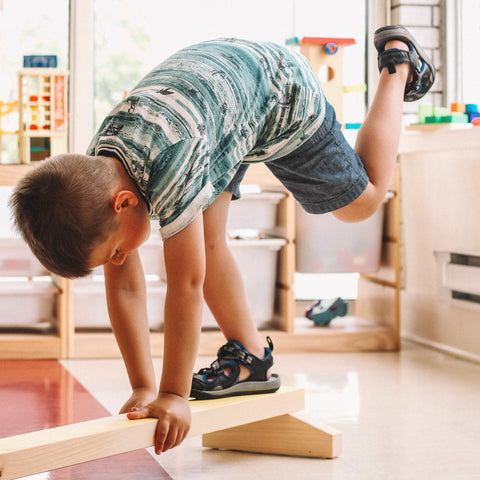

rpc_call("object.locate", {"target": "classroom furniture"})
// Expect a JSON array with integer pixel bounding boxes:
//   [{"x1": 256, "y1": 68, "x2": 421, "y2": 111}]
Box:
[
  {"x1": 0, "y1": 161, "x2": 401, "y2": 358},
  {"x1": 398, "y1": 126, "x2": 480, "y2": 359}
]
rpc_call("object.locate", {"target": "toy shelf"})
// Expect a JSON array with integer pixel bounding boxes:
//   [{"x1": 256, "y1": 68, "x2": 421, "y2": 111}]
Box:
[
  {"x1": 17, "y1": 68, "x2": 69, "y2": 163},
  {"x1": 0, "y1": 160, "x2": 400, "y2": 359},
  {"x1": 71, "y1": 163, "x2": 400, "y2": 359},
  {"x1": 0, "y1": 165, "x2": 71, "y2": 359}
]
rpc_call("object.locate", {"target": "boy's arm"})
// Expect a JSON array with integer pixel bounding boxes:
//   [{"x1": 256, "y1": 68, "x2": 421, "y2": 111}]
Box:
[
  {"x1": 126, "y1": 213, "x2": 206, "y2": 454},
  {"x1": 104, "y1": 251, "x2": 157, "y2": 407}
]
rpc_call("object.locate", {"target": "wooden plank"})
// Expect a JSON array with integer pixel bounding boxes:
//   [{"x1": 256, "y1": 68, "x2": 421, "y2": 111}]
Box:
[
  {"x1": 0, "y1": 387, "x2": 339, "y2": 480},
  {"x1": 203, "y1": 412, "x2": 342, "y2": 458},
  {"x1": 0, "y1": 164, "x2": 33, "y2": 186}
]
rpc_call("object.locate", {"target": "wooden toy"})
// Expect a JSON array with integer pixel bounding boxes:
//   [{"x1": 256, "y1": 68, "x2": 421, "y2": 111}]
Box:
[
  {"x1": 286, "y1": 36, "x2": 355, "y2": 124},
  {"x1": 0, "y1": 387, "x2": 341, "y2": 480},
  {"x1": 17, "y1": 68, "x2": 69, "y2": 163}
]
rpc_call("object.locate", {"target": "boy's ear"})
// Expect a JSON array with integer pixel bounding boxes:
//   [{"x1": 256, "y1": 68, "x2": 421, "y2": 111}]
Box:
[{"x1": 112, "y1": 190, "x2": 139, "y2": 213}]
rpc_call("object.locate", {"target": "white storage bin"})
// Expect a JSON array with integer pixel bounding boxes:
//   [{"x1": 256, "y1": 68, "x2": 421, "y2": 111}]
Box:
[
  {"x1": 74, "y1": 236, "x2": 285, "y2": 330},
  {"x1": 139, "y1": 235, "x2": 165, "y2": 278},
  {"x1": 295, "y1": 193, "x2": 393, "y2": 274},
  {"x1": 73, "y1": 279, "x2": 166, "y2": 330},
  {"x1": 0, "y1": 238, "x2": 49, "y2": 277},
  {"x1": 203, "y1": 236, "x2": 286, "y2": 327},
  {"x1": 0, "y1": 279, "x2": 57, "y2": 328},
  {"x1": 227, "y1": 189, "x2": 286, "y2": 231}
]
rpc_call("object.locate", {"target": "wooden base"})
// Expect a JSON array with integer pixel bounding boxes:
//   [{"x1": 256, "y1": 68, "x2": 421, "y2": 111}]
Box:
[
  {"x1": 0, "y1": 387, "x2": 341, "y2": 480},
  {"x1": 203, "y1": 412, "x2": 341, "y2": 458}
]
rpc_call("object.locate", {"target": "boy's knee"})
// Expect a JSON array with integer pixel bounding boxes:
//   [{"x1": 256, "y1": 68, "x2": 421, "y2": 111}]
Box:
[{"x1": 332, "y1": 184, "x2": 383, "y2": 223}]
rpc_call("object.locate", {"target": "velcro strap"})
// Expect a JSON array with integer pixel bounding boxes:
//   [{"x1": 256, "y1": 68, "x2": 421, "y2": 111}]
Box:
[{"x1": 378, "y1": 48, "x2": 414, "y2": 75}]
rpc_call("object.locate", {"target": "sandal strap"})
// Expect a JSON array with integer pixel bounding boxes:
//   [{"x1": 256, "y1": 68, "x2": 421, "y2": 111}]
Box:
[{"x1": 377, "y1": 47, "x2": 419, "y2": 75}]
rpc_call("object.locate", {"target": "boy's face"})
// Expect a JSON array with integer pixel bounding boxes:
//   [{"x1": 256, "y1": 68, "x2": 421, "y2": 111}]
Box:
[{"x1": 88, "y1": 194, "x2": 151, "y2": 269}]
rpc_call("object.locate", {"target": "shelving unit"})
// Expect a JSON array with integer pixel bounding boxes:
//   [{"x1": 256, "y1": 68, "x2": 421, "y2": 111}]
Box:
[
  {"x1": 17, "y1": 68, "x2": 68, "y2": 163},
  {"x1": 0, "y1": 160, "x2": 401, "y2": 359},
  {"x1": 0, "y1": 165, "x2": 70, "y2": 359}
]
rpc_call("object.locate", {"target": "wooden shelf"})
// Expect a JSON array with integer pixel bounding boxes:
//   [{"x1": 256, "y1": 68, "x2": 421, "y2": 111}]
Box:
[
  {"x1": 0, "y1": 164, "x2": 33, "y2": 185},
  {"x1": 71, "y1": 316, "x2": 397, "y2": 359},
  {"x1": 0, "y1": 334, "x2": 63, "y2": 359},
  {"x1": 0, "y1": 159, "x2": 401, "y2": 359}
]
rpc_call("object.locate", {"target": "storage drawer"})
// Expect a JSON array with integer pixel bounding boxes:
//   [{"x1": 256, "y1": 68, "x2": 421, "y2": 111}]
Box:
[
  {"x1": 0, "y1": 239, "x2": 48, "y2": 277},
  {"x1": 0, "y1": 280, "x2": 57, "y2": 329}
]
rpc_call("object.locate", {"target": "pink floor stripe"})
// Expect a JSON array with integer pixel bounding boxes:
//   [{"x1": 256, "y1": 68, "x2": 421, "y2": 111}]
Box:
[{"x1": 0, "y1": 360, "x2": 172, "y2": 479}]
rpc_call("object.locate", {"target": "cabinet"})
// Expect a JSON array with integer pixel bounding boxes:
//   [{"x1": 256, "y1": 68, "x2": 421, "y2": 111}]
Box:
[
  {"x1": 399, "y1": 127, "x2": 480, "y2": 359},
  {"x1": 0, "y1": 162, "x2": 400, "y2": 359}
]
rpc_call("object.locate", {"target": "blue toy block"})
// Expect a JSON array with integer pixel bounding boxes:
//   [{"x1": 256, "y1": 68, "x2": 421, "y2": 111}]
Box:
[
  {"x1": 465, "y1": 104, "x2": 479, "y2": 114},
  {"x1": 468, "y1": 112, "x2": 480, "y2": 122}
]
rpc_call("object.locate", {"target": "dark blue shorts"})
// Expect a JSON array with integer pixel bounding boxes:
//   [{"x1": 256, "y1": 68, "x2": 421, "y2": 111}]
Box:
[{"x1": 226, "y1": 99, "x2": 369, "y2": 214}]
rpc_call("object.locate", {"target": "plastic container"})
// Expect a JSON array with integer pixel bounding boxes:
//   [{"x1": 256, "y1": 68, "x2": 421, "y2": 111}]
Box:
[
  {"x1": 203, "y1": 236, "x2": 286, "y2": 327},
  {"x1": 227, "y1": 190, "x2": 286, "y2": 231},
  {"x1": 73, "y1": 280, "x2": 166, "y2": 330},
  {"x1": 295, "y1": 193, "x2": 393, "y2": 274},
  {"x1": 74, "y1": 236, "x2": 286, "y2": 329},
  {"x1": 0, "y1": 238, "x2": 49, "y2": 277},
  {"x1": 0, "y1": 279, "x2": 57, "y2": 328}
]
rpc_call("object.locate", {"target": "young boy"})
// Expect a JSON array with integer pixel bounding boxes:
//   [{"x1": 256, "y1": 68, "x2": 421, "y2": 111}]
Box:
[{"x1": 10, "y1": 26, "x2": 434, "y2": 455}]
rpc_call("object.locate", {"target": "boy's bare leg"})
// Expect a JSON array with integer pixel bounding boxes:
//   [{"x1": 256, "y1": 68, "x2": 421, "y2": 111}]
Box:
[
  {"x1": 202, "y1": 191, "x2": 266, "y2": 381},
  {"x1": 333, "y1": 40, "x2": 410, "y2": 222}
]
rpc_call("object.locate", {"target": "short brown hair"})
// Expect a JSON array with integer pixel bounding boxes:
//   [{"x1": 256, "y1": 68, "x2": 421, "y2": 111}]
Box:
[{"x1": 10, "y1": 154, "x2": 120, "y2": 278}]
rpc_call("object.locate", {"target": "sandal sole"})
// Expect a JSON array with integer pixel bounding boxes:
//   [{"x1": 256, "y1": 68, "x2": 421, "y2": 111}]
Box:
[
  {"x1": 374, "y1": 25, "x2": 435, "y2": 101},
  {"x1": 190, "y1": 373, "x2": 281, "y2": 400}
]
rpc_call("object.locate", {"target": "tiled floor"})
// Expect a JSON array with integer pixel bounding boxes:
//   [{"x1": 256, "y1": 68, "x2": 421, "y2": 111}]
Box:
[{"x1": 2, "y1": 341, "x2": 480, "y2": 479}]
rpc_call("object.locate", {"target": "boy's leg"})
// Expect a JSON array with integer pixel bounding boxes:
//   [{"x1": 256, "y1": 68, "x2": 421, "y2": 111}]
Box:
[
  {"x1": 202, "y1": 191, "x2": 267, "y2": 381},
  {"x1": 333, "y1": 27, "x2": 434, "y2": 222},
  {"x1": 332, "y1": 40, "x2": 410, "y2": 222}
]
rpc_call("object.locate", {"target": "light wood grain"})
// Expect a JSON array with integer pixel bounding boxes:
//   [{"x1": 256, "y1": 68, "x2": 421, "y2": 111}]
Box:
[
  {"x1": 203, "y1": 412, "x2": 341, "y2": 458},
  {"x1": 0, "y1": 387, "x2": 340, "y2": 480}
]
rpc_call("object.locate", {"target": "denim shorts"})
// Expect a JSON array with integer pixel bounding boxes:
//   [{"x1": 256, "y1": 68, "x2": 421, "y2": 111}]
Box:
[{"x1": 226, "y1": 100, "x2": 369, "y2": 214}]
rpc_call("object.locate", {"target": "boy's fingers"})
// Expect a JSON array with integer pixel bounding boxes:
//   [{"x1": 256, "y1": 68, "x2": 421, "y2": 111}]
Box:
[{"x1": 126, "y1": 407, "x2": 149, "y2": 419}]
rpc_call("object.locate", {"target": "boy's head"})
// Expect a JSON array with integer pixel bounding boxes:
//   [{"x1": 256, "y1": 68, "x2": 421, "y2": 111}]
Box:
[{"x1": 9, "y1": 154, "x2": 121, "y2": 278}]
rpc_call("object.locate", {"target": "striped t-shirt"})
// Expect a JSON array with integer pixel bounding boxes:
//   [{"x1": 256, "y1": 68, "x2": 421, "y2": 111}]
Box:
[{"x1": 87, "y1": 38, "x2": 325, "y2": 240}]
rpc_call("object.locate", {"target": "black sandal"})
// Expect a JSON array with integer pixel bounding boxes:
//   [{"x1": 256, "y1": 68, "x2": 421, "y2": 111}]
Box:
[
  {"x1": 190, "y1": 336, "x2": 281, "y2": 400},
  {"x1": 374, "y1": 25, "x2": 436, "y2": 102}
]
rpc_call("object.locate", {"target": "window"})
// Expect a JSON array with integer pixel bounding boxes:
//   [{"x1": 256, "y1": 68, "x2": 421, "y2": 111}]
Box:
[
  {"x1": 91, "y1": 0, "x2": 367, "y2": 128},
  {"x1": 460, "y1": 1, "x2": 480, "y2": 104},
  {"x1": 0, "y1": 0, "x2": 69, "y2": 164}
]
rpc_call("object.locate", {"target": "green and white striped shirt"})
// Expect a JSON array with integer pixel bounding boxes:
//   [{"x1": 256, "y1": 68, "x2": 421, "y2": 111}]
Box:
[{"x1": 87, "y1": 38, "x2": 325, "y2": 240}]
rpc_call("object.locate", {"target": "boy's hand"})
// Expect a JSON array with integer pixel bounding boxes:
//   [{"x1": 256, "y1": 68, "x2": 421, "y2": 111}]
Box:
[
  {"x1": 126, "y1": 392, "x2": 191, "y2": 454},
  {"x1": 119, "y1": 387, "x2": 157, "y2": 415}
]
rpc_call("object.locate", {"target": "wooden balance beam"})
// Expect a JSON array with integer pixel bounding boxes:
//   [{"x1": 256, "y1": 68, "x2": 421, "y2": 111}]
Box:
[{"x1": 0, "y1": 387, "x2": 341, "y2": 480}]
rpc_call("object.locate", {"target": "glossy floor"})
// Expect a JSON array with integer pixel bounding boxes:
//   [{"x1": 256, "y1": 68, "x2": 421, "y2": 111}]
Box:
[{"x1": 2, "y1": 341, "x2": 480, "y2": 479}]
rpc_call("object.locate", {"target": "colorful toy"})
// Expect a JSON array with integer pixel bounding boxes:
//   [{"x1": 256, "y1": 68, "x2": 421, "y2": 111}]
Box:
[
  {"x1": 407, "y1": 102, "x2": 479, "y2": 131},
  {"x1": 465, "y1": 103, "x2": 480, "y2": 122},
  {"x1": 305, "y1": 297, "x2": 348, "y2": 326},
  {"x1": 17, "y1": 68, "x2": 69, "y2": 163}
]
